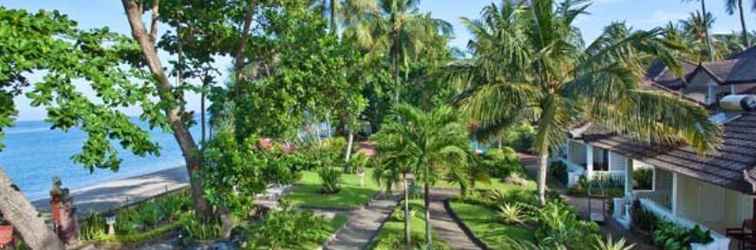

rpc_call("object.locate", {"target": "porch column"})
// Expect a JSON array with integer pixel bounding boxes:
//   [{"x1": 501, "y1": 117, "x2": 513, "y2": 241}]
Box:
[
  {"x1": 672, "y1": 172, "x2": 679, "y2": 216},
  {"x1": 586, "y1": 144, "x2": 594, "y2": 180},
  {"x1": 625, "y1": 158, "x2": 634, "y2": 196}
]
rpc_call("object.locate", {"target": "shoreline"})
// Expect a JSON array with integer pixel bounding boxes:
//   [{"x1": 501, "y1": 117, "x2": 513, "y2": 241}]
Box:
[{"x1": 32, "y1": 166, "x2": 189, "y2": 215}]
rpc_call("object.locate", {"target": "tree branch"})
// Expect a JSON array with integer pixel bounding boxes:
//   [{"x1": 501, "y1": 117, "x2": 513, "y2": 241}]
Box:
[
  {"x1": 233, "y1": 0, "x2": 256, "y2": 82},
  {"x1": 149, "y1": 0, "x2": 160, "y2": 43}
]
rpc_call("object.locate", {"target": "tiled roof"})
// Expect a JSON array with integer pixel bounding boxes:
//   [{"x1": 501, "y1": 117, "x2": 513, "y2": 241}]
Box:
[
  {"x1": 578, "y1": 112, "x2": 756, "y2": 194},
  {"x1": 649, "y1": 61, "x2": 698, "y2": 90},
  {"x1": 648, "y1": 46, "x2": 756, "y2": 88}
]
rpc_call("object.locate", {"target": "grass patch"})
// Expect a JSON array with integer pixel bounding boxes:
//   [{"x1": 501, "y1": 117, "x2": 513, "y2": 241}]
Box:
[
  {"x1": 287, "y1": 168, "x2": 380, "y2": 209},
  {"x1": 433, "y1": 176, "x2": 536, "y2": 193},
  {"x1": 450, "y1": 202, "x2": 534, "y2": 248},
  {"x1": 370, "y1": 200, "x2": 450, "y2": 250}
]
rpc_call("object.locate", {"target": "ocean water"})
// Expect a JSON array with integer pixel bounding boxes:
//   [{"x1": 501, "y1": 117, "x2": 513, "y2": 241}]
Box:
[{"x1": 0, "y1": 118, "x2": 203, "y2": 201}]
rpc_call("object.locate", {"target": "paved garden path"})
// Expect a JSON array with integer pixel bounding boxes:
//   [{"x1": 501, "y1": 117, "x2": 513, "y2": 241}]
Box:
[
  {"x1": 428, "y1": 189, "x2": 482, "y2": 250},
  {"x1": 324, "y1": 194, "x2": 399, "y2": 250}
]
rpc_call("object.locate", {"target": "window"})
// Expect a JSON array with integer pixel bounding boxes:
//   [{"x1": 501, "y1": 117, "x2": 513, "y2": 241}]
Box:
[{"x1": 593, "y1": 148, "x2": 609, "y2": 171}]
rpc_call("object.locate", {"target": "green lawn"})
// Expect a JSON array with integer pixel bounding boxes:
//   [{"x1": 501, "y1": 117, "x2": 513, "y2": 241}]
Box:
[
  {"x1": 370, "y1": 200, "x2": 450, "y2": 250},
  {"x1": 433, "y1": 176, "x2": 537, "y2": 193},
  {"x1": 286, "y1": 168, "x2": 381, "y2": 209},
  {"x1": 450, "y1": 202, "x2": 534, "y2": 248}
]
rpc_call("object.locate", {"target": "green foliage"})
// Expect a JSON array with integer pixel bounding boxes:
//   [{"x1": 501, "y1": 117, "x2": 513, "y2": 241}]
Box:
[
  {"x1": 500, "y1": 123, "x2": 536, "y2": 153},
  {"x1": 318, "y1": 167, "x2": 343, "y2": 194},
  {"x1": 497, "y1": 203, "x2": 526, "y2": 225},
  {"x1": 177, "y1": 213, "x2": 223, "y2": 243},
  {"x1": 652, "y1": 221, "x2": 713, "y2": 250},
  {"x1": 591, "y1": 236, "x2": 636, "y2": 250},
  {"x1": 346, "y1": 152, "x2": 370, "y2": 174},
  {"x1": 241, "y1": 207, "x2": 333, "y2": 250},
  {"x1": 371, "y1": 200, "x2": 451, "y2": 250},
  {"x1": 534, "y1": 201, "x2": 600, "y2": 249},
  {"x1": 0, "y1": 7, "x2": 162, "y2": 169},
  {"x1": 212, "y1": 1, "x2": 365, "y2": 140},
  {"x1": 201, "y1": 131, "x2": 267, "y2": 217},
  {"x1": 633, "y1": 168, "x2": 654, "y2": 190},
  {"x1": 631, "y1": 200, "x2": 659, "y2": 232},
  {"x1": 481, "y1": 147, "x2": 524, "y2": 179},
  {"x1": 79, "y1": 191, "x2": 192, "y2": 244}
]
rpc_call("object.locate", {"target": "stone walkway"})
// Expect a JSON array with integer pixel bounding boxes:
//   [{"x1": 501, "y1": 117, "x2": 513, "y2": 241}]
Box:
[
  {"x1": 324, "y1": 194, "x2": 399, "y2": 250},
  {"x1": 428, "y1": 189, "x2": 481, "y2": 250}
]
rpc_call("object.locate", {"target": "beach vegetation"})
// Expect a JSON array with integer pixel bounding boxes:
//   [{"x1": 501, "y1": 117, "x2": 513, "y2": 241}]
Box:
[{"x1": 238, "y1": 202, "x2": 342, "y2": 250}]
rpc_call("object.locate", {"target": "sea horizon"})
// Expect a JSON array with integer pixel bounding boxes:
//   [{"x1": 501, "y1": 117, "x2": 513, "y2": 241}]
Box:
[{"x1": 0, "y1": 117, "x2": 204, "y2": 201}]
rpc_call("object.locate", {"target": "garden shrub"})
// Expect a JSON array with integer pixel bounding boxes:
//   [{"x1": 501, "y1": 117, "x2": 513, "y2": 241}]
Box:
[
  {"x1": 318, "y1": 167, "x2": 343, "y2": 194},
  {"x1": 481, "y1": 147, "x2": 524, "y2": 179},
  {"x1": 631, "y1": 200, "x2": 658, "y2": 232},
  {"x1": 241, "y1": 207, "x2": 332, "y2": 250},
  {"x1": 534, "y1": 201, "x2": 600, "y2": 249},
  {"x1": 177, "y1": 213, "x2": 223, "y2": 243},
  {"x1": 501, "y1": 122, "x2": 536, "y2": 152},
  {"x1": 652, "y1": 222, "x2": 713, "y2": 250},
  {"x1": 633, "y1": 168, "x2": 653, "y2": 190},
  {"x1": 497, "y1": 203, "x2": 526, "y2": 225}
]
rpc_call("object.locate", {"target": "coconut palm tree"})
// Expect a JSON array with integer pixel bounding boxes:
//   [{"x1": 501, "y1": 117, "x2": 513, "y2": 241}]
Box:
[
  {"x1": 371, "y1": 146, "x2": 414, "y2": 247},
  {"x1": 683, "y1": 0, "x2": 715, "y2": 60},
  {"x1": 724, "y1": 0, "x2": 751, "y2": 47},
  {"x1": 451, "y1": 0, "x2": 721, "y2": 205},
  {"x1": 346, "y1": 0, "x2": 453, "y2": 104},
  {"x1": 371, "y1": 104, "x2": 469, "y2": 249},
  {"x1": 309, "y1": 0, "x2": 377, "y2": 34}
]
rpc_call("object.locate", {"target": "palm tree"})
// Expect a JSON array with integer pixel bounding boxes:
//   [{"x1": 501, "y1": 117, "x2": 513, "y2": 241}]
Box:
[
  {"x1": 371, "y1": 147, "x2": 414, "y2": 247},
  {"x1": 372, "y1": 104, "x2": 469, "y2": 249},
  {"x1": 451, "y1": 0, "x2": 720, "y2": 205},
  {"x1": 683, "y1": 0, "x2": 715, "y2": 60},
  {"x1": 725, "y1": 0, "x2": 751, "y2": 47},
  {"x1": 309, "y1": 0, "x2": 378, "y2": 34},
  {"x1": 347, "y1": 0, "x2": 452, "y2": 104}
]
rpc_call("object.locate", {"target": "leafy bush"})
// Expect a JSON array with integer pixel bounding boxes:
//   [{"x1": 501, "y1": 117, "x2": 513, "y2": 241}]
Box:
[
  {"x1": 481, "y1": 147, "x2": 524, "y2": 179},
  {"x1": 631, "y1": 200, "x2": 658, "y2": 232},
  {"x1": 345, "y1": 152, "x2": 370, "y2": 174},
  {"x1": 318, "y1": 167, "x2": 343, "y2": 194},
  {"x1": 549, "y1": 161, "x2": 568, "y2": 185},
  {"x1": 652, "y1": 221, "x2": 713, "y2": 250},
  {"x1": 534, "y1": 201, "x2": 600, "y2": 249},
  {"x1": 633, "y1": 168, "x2": 653, "y2": 190},
  {"x1": 177, "y1": 213, "x2": 223, "y2": 243},
  {"x1": 241, "y1": 207, "x2": 332, "y2": 250},
  {"x1": 592, "y1": 236, "x2": 635, "y2": 250},
  {"x1": 501, "y1": 122, "x2": 536, "y2": 152}
]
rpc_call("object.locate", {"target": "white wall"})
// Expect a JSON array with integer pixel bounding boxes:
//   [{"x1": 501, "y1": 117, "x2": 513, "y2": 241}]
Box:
[
  {"x1": 675, "y1": 174, "x2": 753, "y2": 232},
  {"x1": 609, "y1": 152, "x2": 626, "y2": 172}
]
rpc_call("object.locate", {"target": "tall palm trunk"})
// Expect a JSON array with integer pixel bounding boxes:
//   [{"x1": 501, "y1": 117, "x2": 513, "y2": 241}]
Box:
[
  {"x1": 700, "y1": 0, "x2": 715, "y2": 60},
  {"x1": 537, "y1": 152, "x2": 549, "y2": 206},
  {"x1": 403, "y1": 173, "x2": 411, "y2": 247},
  {"x1": 0, "y1": 168, "x2": 65, "y2": 250},
  {"x1": 737, "y1": 0, "x2": 750, "y2": 47},
  {"x1": 121, "y1": 0, "x2": 212, "y2": 218}
]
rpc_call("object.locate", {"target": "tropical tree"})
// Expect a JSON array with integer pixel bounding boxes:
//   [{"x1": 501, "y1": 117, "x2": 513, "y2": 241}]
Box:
[
  {"x1": 724, "y1": 0, "x2": 752, "y2": 47},
  {"x1": 683, "y1": 0, "x2": 715, "y2": 60},
  {"x1": 372, "y1": 104, "x2": 469, "y2": 248},
  {"x1": 309, "y1": 0, "x2": 377, "y2": 34},
  {"x1": 347, "y1": 0, "x2": 453, "y2": 104},
  {"x1": 451, "y1": 0, "x2": 720, "y2": 205},
  {"x1": 371, "y1": 146, "x2": 414, "y2": 247}
]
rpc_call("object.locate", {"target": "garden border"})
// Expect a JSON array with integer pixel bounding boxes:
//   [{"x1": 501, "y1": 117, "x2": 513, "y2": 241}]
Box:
[{"x1": 443, "y1": 199, "x2": 490, "y2": 250}]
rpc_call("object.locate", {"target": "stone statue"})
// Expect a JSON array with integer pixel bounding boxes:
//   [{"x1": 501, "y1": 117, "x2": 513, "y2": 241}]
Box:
[{"x1": 49, "y1": 177, "x2": 78, "y2": 244}]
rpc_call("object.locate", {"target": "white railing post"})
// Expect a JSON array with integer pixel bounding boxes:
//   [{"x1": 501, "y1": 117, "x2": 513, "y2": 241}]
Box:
[
  {"x1": 672, "y1": 173, "x2": 679, "y2": 216},
  {"x1": 586, "y1": 144, "x2": 594, "y2": 180}
]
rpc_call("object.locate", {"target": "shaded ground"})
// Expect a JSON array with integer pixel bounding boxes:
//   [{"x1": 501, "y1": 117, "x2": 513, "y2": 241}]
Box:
[
  {"x1": 428, "y1": 189, "x2": 481, "y2": 250},
  {"x1": 324, "y1": 193, "x2": 399, "y2": 250},
  {"x1": 32, "y1": 167, "x2": 189, "y2": 216}
]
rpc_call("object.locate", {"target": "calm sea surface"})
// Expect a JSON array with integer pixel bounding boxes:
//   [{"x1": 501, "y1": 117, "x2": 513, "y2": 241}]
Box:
[{"x1": 0, "y1": 118, "x2": 202, "y2": 200}]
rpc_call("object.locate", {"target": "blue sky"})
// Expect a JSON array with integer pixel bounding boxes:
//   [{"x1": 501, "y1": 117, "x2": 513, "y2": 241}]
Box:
[{"x1": 3, "y1": 0, "x2": 755, "y2": 121}]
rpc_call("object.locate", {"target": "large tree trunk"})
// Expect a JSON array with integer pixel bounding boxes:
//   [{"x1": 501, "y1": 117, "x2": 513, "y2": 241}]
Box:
[
  {"x1": 0, "y1": 168, "x2": 65, "y2": 250},
  {"x1": 738, "y1": 0, "x2": 750, "y2": 47},
  {"x1": 424, "y1": 180, "x2": 432, "y2": 249},
  {"x1": 402, "y1": 173, "x2": 411, "y2": 248},
  {"x1": 121, "y1": 0, "x2": 211, "y2": 218},
  {"x1": 329, "y1": 0, "x2": 337, "y2": 34},
  {"x1": 537, "y1": 152, "x2": 549, "y2": 206}
]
